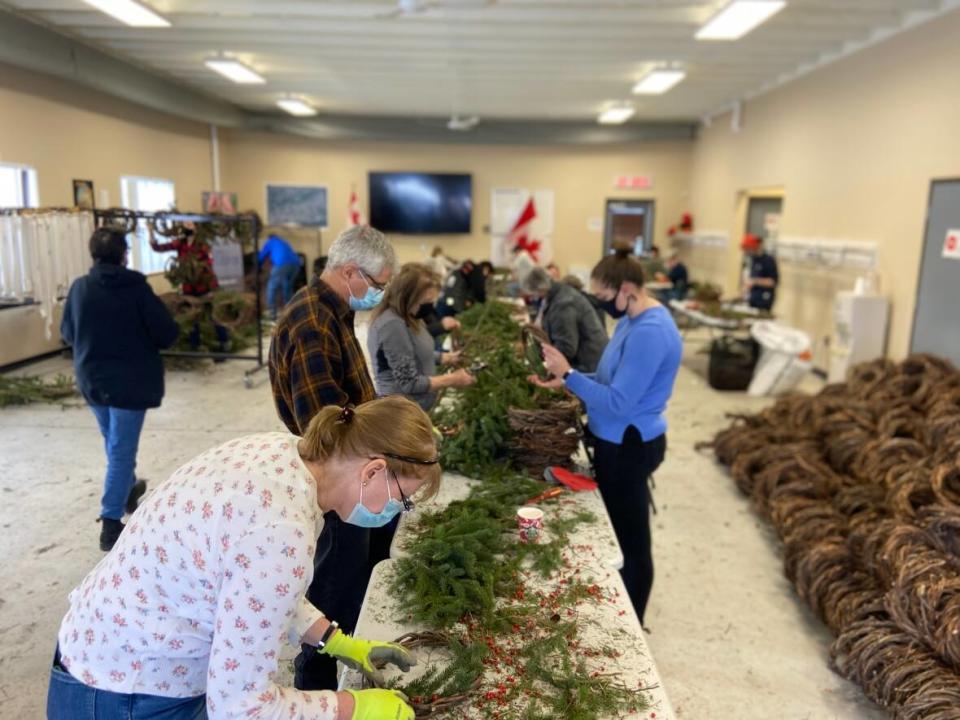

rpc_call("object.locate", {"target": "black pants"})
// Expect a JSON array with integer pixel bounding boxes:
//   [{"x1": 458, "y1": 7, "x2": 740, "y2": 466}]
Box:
[
  {"x1": 293, "y1": 513, "x2": 398, "y2": 690},
  {"x1": 593, "y1": 426, "x2": 666, "y2": 626}
]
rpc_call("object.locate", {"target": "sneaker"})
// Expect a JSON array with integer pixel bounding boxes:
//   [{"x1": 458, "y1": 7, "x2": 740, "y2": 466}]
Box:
[
  {"x1": 99, "y1": 517, "x2": 125, "y2": 552},
  {"x1": 126, "y1": 479, "x2": 147, "y2": 514}
]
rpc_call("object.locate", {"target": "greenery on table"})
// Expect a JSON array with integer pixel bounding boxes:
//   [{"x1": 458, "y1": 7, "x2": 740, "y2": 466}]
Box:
[
  {"x1": 431, "y1": 302, "x2": 555, "y2": 476},
  {"x1": 389, "y1": 302, "x2": 649, "y2": 719}
]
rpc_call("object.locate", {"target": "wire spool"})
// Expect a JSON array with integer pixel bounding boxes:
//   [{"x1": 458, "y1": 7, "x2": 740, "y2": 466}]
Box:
[{"x1": 521, "y1": 324, "x2": 550, "y2": 380}]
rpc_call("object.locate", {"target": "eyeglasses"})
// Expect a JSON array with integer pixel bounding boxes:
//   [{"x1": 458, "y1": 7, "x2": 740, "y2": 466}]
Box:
[
  {"x1": 381, "y1": 451, "x2": 440, "y2": 466},
  {"x1": 358, "y1": 269, "x2": 387, "y2": 292},
  {"x1": 389, "y1": 470, "x2": 415, "y2": 513},
  {"x1": 370, "y1": 453, "x2": 437, "y2": 513}
]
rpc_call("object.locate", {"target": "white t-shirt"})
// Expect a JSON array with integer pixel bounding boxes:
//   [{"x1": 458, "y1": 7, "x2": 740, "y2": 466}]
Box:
[{"x1": 57, "y1": 432, "x2": 340, "y2": 719}]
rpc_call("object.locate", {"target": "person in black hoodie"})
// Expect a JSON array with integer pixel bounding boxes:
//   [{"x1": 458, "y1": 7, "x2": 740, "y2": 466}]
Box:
[{"x1": 61, "y1": 228, "x2": 180, "y2": 551}]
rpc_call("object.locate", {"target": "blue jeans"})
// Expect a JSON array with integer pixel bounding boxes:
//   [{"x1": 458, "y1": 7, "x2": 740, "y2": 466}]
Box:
[
  {"x1": 267, "y1": 262, "x2": 299, "y2": 319},
  {"x1": 89, "y1": 405, "x2": 147, "y2": 520},
  {"x1": 48, "y1": 653, "x2": 206, "y2": 719}
]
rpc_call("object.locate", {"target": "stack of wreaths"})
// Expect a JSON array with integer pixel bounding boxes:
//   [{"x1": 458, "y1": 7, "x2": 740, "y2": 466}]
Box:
[{"x1": 704, "y1": 354, "x2": 960, "y2": 719}]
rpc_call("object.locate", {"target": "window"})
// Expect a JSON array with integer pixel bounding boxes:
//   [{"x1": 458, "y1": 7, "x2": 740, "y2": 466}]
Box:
[
  {"x1": 121, "y1": 175, "x2": 176, "y2": 274},
  {"x1": 0, "y1": 163, "x2": 39, "y2": 208}
]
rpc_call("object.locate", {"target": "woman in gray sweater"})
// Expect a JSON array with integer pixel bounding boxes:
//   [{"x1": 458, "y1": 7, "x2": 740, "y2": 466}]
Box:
[{"x1": 368, "y1": 264, "x2": 475, "y2": 410}]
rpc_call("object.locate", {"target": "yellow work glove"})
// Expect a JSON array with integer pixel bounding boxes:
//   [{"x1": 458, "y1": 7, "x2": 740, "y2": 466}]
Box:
[
  {"x1": 321, "y1": 630, "x2": 416, "y2": 686},
  {"x1": 346, "y1": 689, "x2": 414, "y2": 720}
]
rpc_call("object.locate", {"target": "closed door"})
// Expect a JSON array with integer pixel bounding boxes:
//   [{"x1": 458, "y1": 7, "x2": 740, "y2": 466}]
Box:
[
  {"x1": 911, "y1": 179, "x2": 960, "y2": 365},
  {"x1": 603, "y1": 200, "x2": 654, "y2": 255},
  {"x1": 745, "y1": 197, "x2": 782, "y2": 245}
]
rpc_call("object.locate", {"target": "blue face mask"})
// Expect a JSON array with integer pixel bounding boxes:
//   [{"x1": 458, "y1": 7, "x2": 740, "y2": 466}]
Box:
[
  {"x1": 348, "y1": 270, "x2": 385, "y2": 311},
  {"x1": 345, "y1": 470, "x2": 405, "y2": 528}
]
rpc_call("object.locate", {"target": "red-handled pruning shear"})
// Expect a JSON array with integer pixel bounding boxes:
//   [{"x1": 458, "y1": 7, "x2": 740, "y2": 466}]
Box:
[{"x1": 525, "y1": 486, "x2": 566, "y2": 505}]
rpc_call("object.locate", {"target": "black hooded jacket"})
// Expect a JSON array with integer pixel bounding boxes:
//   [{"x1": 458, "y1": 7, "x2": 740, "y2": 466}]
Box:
[{"x1": 61, "y1": 264, "x2": 179, "y2": 409}]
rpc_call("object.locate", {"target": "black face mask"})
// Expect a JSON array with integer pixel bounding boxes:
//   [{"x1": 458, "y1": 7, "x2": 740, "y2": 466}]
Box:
[
  {"x1": 415, "y1": 303, "x2": 433, "y2": 319},
  {"x1": 599, "y1": 297, "x2": 626, "y2": 319}
]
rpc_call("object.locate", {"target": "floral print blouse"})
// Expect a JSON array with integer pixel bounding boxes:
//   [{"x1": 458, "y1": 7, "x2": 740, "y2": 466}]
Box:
[{"x1": 57, "y1": 433, "x2": 341, "y2": 719}]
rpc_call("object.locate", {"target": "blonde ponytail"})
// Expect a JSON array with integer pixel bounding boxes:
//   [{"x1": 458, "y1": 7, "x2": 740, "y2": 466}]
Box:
[{"x1": 301, "y1": 396, "x2": 442, "y2": 499}]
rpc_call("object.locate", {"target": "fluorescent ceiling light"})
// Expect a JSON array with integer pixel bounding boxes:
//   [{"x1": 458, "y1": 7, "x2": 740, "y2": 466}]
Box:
[
  {"x1": 696, "y1": 1, "x2": 786, "y2": 41},
  {"x1": 633, "y1": 69, "x2": 686, "y2": 95},
  {"x1": 277, "y1": 98, "x2": 318, "y2": 117},
  {"x1": 80, "y1": 0, "x2": 170, "y2": 27},
  {"x1": 205, "y1": 58, "x2": 266, "y2": 84},
  {"x1": 598, "y1": 104, "x2": 635, "y2": 125}
]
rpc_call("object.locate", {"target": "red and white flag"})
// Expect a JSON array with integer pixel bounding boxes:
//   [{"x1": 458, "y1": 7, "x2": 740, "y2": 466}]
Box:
[
  {"x1": 508, "y1": 197, "x2": 541, "y2": 261},
  {"x1": 347, "y1": 186, "x2": 364, "y2": 226}
]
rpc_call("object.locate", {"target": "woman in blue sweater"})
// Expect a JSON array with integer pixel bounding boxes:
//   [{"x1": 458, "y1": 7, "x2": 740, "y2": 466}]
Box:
[{"x1": 531, "y1": 247, "x2": 682, "y2": 625}]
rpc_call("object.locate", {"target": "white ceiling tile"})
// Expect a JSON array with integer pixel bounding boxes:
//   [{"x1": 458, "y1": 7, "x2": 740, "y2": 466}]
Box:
[{"x1": 3, "y1": 0, "x2": 951, "y2": 120}]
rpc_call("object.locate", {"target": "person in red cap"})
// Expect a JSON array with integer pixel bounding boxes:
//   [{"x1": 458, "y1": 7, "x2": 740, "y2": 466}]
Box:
[{"x1": 741, "y1": 234, "x2": 779, "y2": 310}]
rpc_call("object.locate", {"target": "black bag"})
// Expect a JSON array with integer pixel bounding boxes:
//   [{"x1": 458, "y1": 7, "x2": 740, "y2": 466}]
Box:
[{"x1": 708, "y1": 336, "x2": 759, "y2": 391}]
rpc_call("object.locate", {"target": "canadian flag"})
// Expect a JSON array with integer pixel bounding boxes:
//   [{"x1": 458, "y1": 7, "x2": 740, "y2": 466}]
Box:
[
  {"x1": 347, "y1": 187, "x2": 364, "y2": 227},
  {"x1": 508, "y1": 197, "x2": 541, "y2": 261}
]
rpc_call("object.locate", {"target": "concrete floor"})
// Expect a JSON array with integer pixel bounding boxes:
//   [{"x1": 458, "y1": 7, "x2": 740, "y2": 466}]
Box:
[{"x1": 0, "y1": 334, "x2": 887, "y2": 719}]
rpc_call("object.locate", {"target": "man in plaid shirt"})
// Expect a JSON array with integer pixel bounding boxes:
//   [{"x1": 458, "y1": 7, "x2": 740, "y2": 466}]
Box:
[{"x1": 269, "y1": 224, "x2": 397, "y2": 691}]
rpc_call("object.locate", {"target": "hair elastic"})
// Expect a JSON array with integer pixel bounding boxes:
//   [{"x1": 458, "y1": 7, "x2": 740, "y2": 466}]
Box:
[{"x1": 338, "y1": 405, "x2": 355, "y2": 424}]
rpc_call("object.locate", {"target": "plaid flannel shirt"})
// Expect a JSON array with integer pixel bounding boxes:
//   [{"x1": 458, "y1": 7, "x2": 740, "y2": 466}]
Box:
[{"x1": 269, "y1": 277, "x2": 375, "y2": 435}]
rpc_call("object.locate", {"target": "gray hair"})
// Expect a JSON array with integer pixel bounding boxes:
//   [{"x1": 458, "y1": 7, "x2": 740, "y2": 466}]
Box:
[
  {"x1": 521, "y1": 266, "x2": 553, "y2": 295},
  {"x1": 561, "y1": 274, "x2": 584, "y2": 291},
  {"x1": 326, "y1": 225, "x2": 397, "y2": 275}
]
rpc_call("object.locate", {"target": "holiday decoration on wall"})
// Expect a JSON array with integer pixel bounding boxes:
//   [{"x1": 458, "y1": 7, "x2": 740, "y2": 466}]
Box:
[
  {"x1": 666, "y1": 212, "x2": 693, "y2": 238},
  {"x1": 490, "y1": 188, "x2": 554, "y2": 266},
  {"x1": 508, "y1": 197, "x2": 541, "y2": 261},
  {"x1": 201, "y1": 191, "x2": 238, "y2": 214},
  {"x1": 347, "y1": 185, "x2": 365, "y2": 226}
]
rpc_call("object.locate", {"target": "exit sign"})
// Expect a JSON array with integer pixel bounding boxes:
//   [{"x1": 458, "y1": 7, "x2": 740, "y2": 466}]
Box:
[{"x1": 614, "y1": 175, "x2": 653, "y2": 190}]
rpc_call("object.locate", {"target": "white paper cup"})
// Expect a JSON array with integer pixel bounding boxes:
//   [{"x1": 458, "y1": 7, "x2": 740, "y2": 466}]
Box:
[{"x1": 517, "y1": 506, "x2": 544, "y2": 543}]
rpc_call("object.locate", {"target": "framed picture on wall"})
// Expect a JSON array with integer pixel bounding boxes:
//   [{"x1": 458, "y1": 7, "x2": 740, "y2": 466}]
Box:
[
  {"x1": 266, "y1": 183, "x2": 328, "y2": 227},
  {"x1": 73, "y1": 179, "x2": 95, "y2": 210},
  {"x1": 202, "y1": 191, "x2": 238, "y2": 214}
]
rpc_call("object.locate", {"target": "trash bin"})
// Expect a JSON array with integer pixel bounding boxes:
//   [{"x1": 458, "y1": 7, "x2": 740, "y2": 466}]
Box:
[
  {"x1": 707, "y1": 336, "x2": 760, "y2": 391},
  {"x1": 747, "y1": 321, "x2": 812, "y2": 396}
]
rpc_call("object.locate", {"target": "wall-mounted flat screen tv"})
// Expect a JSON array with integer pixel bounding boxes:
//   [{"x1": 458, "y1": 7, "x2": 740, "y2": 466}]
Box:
[{"x1": 368, "y1": 172, "x2": 472, "y2": 234}]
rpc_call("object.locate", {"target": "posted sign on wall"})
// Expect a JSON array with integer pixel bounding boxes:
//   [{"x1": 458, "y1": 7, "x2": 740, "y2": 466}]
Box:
[{"x1": 944, "y1": 229, "x2": 960, "y2": 260}]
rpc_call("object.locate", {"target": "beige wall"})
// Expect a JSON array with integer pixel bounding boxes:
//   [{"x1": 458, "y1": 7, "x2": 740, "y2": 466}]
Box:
[
  {"x1": 689, "y1": 10, "x2": 960, "y2": 364},
  {"x1": 7, "y1": 7, "x2": 960, "y2": 368},
  {"x1": 0, "y1": 64, "x2": 212, "y2": 365},
  {"x1": 220, "y1": 131, "x2": 694, "y2": 276}
]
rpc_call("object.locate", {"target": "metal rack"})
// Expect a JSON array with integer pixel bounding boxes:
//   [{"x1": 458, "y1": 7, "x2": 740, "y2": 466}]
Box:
[{"x1": 93, "y1": 208, "x2": 267, "y2": 387}]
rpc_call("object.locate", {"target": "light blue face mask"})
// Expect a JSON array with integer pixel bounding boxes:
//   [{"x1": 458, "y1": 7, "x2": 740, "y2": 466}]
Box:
[
  {"x1": 345, "y1": 470, "x2": 405, "y2": 528},
  {"x1": 348, "y1": 270, "x2": 385, "y2": 311}
]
